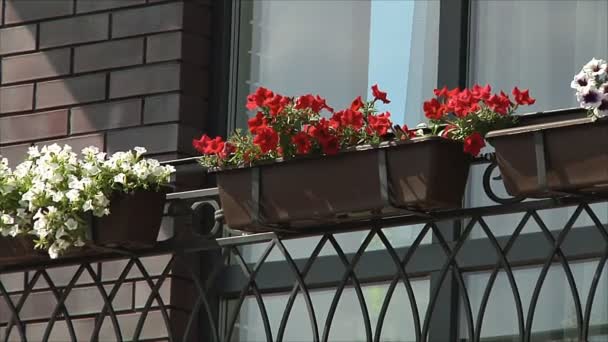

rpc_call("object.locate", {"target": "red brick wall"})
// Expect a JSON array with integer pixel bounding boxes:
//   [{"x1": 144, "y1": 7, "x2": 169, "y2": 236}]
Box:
[
  {"x1": 0, "y1": 0, "x2": 210, "y2": 163},
  {"x1": 0, "y1": 0, "x2": 213, "y2": 340}
]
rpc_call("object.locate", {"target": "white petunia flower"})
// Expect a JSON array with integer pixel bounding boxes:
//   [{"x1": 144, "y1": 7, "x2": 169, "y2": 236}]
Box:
[
  {"x1": 577, "y1": 84, "x2": 603, "y2": 108},
  {"x1": 68, "y1": 176, "x2": 84, "y2": 190},
  {"x1": 48, "y1": 244, "x2": 59, "y2": 259},
  {"x1": 81, "y1": 146, "x2": 100, "y2": 156},
  {"x1": 47, "y1": 144, "x2": 62, "y2": 155},
  {"x1": 33, "y1": 208, "x2": 45, "y2": 221},
  {"x1": 82, "y1": 200, "x2": 94, "y2": 212},
  {"x1": 593, "y1": 97, "x2": 608, "y2": 119},
  {"x1": 28, "y1": 146, "x2": 41, "y2": 158},
  {"x1": 94, "y1": 192, "x2": 109, "y2": 207},
  {"x1": 114, "y1": 173, "x2": 126, "y2": 184},
  {"x1": 16, "y1": 208, "x2": 28, "y2": 219},
  {"x1": 66, "y1": 189, "x2": 80, "y2": 202},
  {"x1": 1, "y1": 214, "x2": 14, "y2": 225},
  {"x1": 133, "y1": 162, "x2": 150, "y2": 178},
  {"x1": 33, "y1": 216, "x2": 48, "y2": 233},
  {"x1": 65, "y1": 218, "x2": 78, "y2": 230},
  {"x1": 8, "y1": 225, "x2": 19, "y2": 237},
  {"x1": 583, "y1": 58, "x2": 607, "y2": 75},
  {"x1": 571, "y1": 71, "x2": 592, "y2": 90},
  {"x1": 82, "y1": 163, "x2": 100, "y2": 176},
  {"x1": 134, "y1": 146, "x2": 147, "y2": 157},
  {"x1": 51, "y1": 191, "x2": 65, "y2": 202},
  {"x1": 55, "y1": 227, "x2": 68, "y2": 240}
]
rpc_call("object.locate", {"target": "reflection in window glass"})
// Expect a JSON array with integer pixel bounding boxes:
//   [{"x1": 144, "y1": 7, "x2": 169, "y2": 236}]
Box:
[
  {"x1": 229, "y1": 279, "x2": 430, "y2": 342},
  {"x1": 232, "y1": 0, "x2": 439, "y2": 262},
  {"x1": 460, "y1": 260, "x2": 608, "y2": 341}
]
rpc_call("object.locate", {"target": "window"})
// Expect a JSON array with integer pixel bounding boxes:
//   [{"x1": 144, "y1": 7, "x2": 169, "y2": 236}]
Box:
[
  {"x1": 230, "y1": 0, "x2": 440, "y2": 264},
  {"x1": 218, "y1": 1, "x2": 608, "y2": 341},
  {"x1": 461, "y1": 1, "x2": 608, "y2": 340}
]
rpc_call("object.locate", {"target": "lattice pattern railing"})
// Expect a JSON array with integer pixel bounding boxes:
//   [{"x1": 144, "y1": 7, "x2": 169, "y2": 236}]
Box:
[{"x1": 0, "y1": 158, "x2": 606, "y2": 342}]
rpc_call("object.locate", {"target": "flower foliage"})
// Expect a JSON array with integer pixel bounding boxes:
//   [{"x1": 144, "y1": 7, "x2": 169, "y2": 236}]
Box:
[
  {"x1": 195, "y1": 85, "x2": 416, "y2": 168},
  {"x1": 571, "y1": 58, "x2": 608, "y2": 120},
  {"x1": 422, "y1": 84, "x2": 535, "y2": 156},
  {"x1": 0, "y1": 145, "x2": 175, "y2": 258}
]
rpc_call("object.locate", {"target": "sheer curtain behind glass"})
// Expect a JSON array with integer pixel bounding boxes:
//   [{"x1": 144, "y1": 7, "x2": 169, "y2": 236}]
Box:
[
  {"x1": 467, "y1": 0, "x2": 608, "y2": 236},
  {"x1": 230, "y1": 1, "x2": 439, "y2": 341},
  {"x1": 233, "y1": 0, "x2": 439, "y2": 262},
  {"x1": 464, "y1": 1, "x2": 608, "y2": 341}
]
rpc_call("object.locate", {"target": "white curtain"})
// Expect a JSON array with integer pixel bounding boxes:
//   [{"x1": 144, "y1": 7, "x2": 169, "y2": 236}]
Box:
[
  {"x1": 235, "y1": 0, "x2": 440, "y2": 261},
  {"x1": 237, "y1": 0, "x2": 440, "y2": 129},
  {"x1": 465, "y1": 1, "x2": 608, "y2": 340},
  {"x1": 470, "y1": 0, "x2": 608, "y2": 112},
  {"x1": 232, "y1": 2, "x2": 440, "y2": 341},
  {"x1": 467, "y1": 0, "x2": 608, "y2": 221}
]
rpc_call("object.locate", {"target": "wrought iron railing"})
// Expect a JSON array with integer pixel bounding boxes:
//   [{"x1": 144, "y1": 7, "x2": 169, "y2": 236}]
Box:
[{"x1": 0, "y1": 155, "x2": 606, "y2": 342}]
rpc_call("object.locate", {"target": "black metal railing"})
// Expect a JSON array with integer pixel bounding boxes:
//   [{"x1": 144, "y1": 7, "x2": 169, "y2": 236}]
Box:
[{"x1": 0, "y1": 155, "x2": 606, "y2": 342}]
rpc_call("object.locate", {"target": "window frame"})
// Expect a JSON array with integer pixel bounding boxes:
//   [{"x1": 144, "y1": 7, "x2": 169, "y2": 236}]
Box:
[{"x1": 211, "y1": 1, "x2": 608, "y2": 341}]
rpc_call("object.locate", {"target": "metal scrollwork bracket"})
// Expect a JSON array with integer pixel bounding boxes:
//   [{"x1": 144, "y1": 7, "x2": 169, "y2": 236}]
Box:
[{"x1": 481, "y1": 153, "x2": 526, "y2": 205}]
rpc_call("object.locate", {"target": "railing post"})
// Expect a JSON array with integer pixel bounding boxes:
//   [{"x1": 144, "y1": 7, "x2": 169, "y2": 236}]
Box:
[{"x1": 428, "y1": 220, "x2": 462, "y2": 342}]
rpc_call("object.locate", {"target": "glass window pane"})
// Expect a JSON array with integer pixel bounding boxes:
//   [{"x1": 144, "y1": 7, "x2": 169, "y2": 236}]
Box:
[
  {"x1": 467, "y1": 0, "x2": 608, "y2": 235},
  {"x1": 232, "y1": 0, "x2": 440, "y2": 262},
  {"x1": 229, "y1": 279, "x2": 430, "y2": 342},
  {"x1": 460, "y1": 260, "x2": 608, "y2": 341}
]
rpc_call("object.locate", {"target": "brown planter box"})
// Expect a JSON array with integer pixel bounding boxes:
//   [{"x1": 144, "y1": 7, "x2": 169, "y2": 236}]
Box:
[
  {"x1": 486, "y1": 116, "x2": 608, "y2": 197},
  {"x1": 90, "y1": 188, "x2": 168, "y2": 249},
  {"x1": 214, "y1": 137, "x2": 470, "y2": 232},
  {"x1": 0, "y1": 236, "x2": 45, "y2": 264}
]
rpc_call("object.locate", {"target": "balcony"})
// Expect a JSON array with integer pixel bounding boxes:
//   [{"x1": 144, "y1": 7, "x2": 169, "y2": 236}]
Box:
[{"x1": 0, "y1": 114, "x2": 606, "y2": 341}]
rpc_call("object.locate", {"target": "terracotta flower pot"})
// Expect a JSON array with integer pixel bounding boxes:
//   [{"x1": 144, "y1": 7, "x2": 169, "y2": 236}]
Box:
[
  {"x1": 0, "y1": 236, "x2": 45, "y2": 264},
  {"x1": 89, "y1": 188, "x2": 168, "y2": 249},
  {"x1": 486, "y1": 115, "x2": 608, "y2": 197},
  {"x1": 213, "y1": 137, "x2": 470, "y2": 232}
]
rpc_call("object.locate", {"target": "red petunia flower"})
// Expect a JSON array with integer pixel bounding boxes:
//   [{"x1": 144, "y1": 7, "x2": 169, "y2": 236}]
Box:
[
  {"x1": 253, "y1": 126, "x2": 279, "y2": 153},
  {"x1": 247, "y1": 112, "x2": 267, "y2": 133},
  {"x1": 463, "y1": 132, "x2": 486, "y2": 156},
  {"x1": 423, "y1": 98, "x2": 445, "y2": 120},
  {"x1": 193, "y1": 135, "x2": 225, "y2": 155},
  {"x1": 295, "y1": 94, "x2": 333, "y2": 113},
  {"x1": 350, "y1": 96, "x2": 365, "y2": 111},
  {"x1": 222, "y1": 142, "x2": 236, "y2": 157},
  {"x1": 368, "y1": 112, "x2": 392, "y2": 136},
  {"x1": 447, "y1": 87, "x2": 461, "y2": 98},
  {"x1": 434, "y1": 86, "x2": 449, "y2": 98},
  {"x1": 309, "y1": 118, "x2": 336, "y2": 145},
  {"x1": 398, "y1": 124, "x2": 417, "y2": 140},
  {"x1": 291, "y1": 132, "x2": 312, "y2": 155},
  {"x1": 246, "y1": 87, "x2": 274, "y2": 110},
  {"x1": 192, "y1": 134, "x2": 211, "y2": 155},
  {"x1": 471, "y1": 84, "x2": 492, "y2": 101},
  {"x1": 263, "y1": 94, "x2": 290, "y2": 116},
  {"x1": 485, "y1": 92, "x2": 511, "y2": 115},
  {"x1": 448, "y1": 89, "x2": 479, "y2": 117},
  {"x1": 332, "y1": 109, "x2": 364, "y2": 130},
  {"x1": 371, "y1": 84, "x2": 390, "y2": 104},
  {"x1": 512, "y1": 87, "x2": 536, "y2": 106},
  {"x1": 206, "y1": 137, "x2": 225, "y2": 155},
  {"x1": 321, "y1": 136, "x2": 340, "y2": 155}
]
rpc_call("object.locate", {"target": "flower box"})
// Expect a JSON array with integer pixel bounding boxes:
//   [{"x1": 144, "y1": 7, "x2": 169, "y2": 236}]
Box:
[
  {"x1": 88, "y1": 188, "x2": 168, "y2": 249},
  {"x1": 486, "y1": 115, "x2": 608, "y2": 197},
  {"x1": 214, "y1": 137, "x2": 469, "y2": 232},
  {"x1": 0, "y1": 236, "x2": 44, "y2": 264}
]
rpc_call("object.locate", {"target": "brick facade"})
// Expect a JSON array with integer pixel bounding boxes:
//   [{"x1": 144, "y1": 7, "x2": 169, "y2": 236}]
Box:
[{"x1": 0, "y1": 0, "x2": 213, "y2": 340}]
